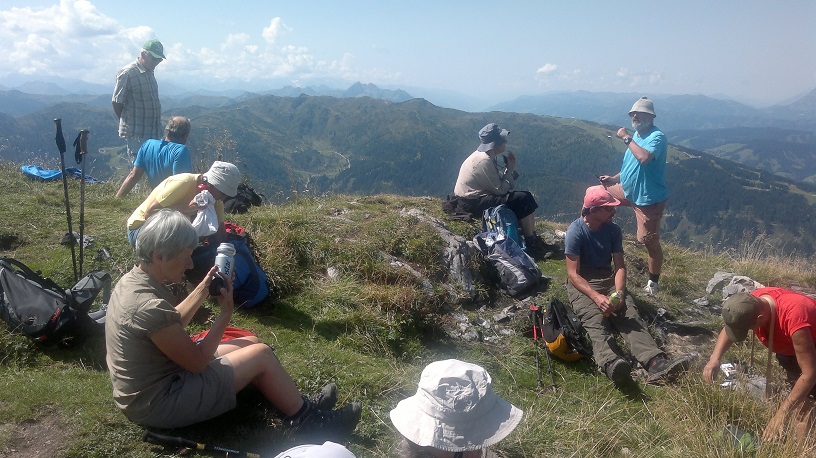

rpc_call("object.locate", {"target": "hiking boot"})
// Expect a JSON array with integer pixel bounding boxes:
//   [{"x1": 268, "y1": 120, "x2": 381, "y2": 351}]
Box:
[
  {"x1": 646, "y1": 355, "x2": 690, "y2": 384},
  {"x1": 605, "y1": 358, "x2": 634, "y2": 387},
  {"x1": 643, "y1": 280, "x2": 659, "y2": 297},
  {"x1": 308, "y1": 383, "x2": 338, "y2": 411},
  {"x1": 290, "y1": 401, "x2": 362, "y2": 442},
  {"x1": 524, "y1": 235, "x2": 554, "y2": 259}
]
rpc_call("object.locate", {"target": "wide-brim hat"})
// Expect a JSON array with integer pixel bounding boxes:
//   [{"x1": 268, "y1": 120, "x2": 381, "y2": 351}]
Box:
[
  {"x1": 477, "y1": 123, "x2": 509, "y2": 152},
  {"x1": 272, "y1": 441, "x2": 355, "y2": 458},
  {"x1": 722, "y1": 293, "x2": 762, "y2": 342},
  {"x1": 203, "y1": 161, "x2": 240, "y2": 197},
  {"x1": 389, "y1": 359, "x2": 523, "y2": 452}
]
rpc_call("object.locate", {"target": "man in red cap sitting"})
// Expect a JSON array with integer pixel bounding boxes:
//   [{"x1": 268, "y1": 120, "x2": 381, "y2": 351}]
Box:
[
  {"x1": 703, "y1": 288, "x2": 816, "y2": 442},
  {"x1": 566, "y1": 185, "x2": 688, "y2": 388}
]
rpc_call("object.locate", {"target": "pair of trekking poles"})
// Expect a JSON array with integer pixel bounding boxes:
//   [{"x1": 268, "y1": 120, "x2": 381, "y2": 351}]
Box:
[{"x1": 54, "y1": 118, "x2": 90, "y2": 282}]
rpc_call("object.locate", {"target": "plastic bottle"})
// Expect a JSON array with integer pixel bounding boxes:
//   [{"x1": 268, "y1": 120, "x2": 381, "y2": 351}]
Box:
[
  {"x1": 609, "y1": 291, "x2": 621, "y2": 306},
  {"x1": 209, "y1": 243, "x2": 236, "y2": 296}
]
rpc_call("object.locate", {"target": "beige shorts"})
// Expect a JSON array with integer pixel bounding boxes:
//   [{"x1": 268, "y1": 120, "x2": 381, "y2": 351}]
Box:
[{"x1": 605, "y1": 184, "x2": 666, "y2": 244}]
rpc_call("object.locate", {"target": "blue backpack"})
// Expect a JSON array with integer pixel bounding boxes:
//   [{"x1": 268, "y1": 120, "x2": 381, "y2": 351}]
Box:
[
  {"x1": 482, "y1": 205, "x2": 526, "y2": 250},
  {"x1": 188, "y1": 236, "x2": 270, "y2": 309}
]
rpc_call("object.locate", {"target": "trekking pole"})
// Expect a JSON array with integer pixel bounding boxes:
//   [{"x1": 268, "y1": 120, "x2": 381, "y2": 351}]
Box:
[
  {"x1": 530, "y1": 304, "x2": 557, "y2": 390},
  {"x1": 142, "y1": 430, "x2": 261, "y2": 458},
  {"x1": 54, "y1": 118, "x2": 78, "y2": 282},
  {"x1": 75, "y1": 129, "x2": 90, "y2": 277}
]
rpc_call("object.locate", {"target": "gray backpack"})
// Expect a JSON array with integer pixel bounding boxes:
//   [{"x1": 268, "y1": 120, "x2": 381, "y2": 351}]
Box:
[{"x1": 0, "y1": 257, "x2": 109, "y2": 347}]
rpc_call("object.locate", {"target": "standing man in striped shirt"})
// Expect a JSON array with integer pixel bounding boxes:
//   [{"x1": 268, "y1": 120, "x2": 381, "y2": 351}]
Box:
[{"x1": 113, "y1": 39, "x2": 165, "y2": 161}]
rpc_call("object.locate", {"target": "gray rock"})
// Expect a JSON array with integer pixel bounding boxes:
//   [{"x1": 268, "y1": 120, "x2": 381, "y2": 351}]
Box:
[{"x1": 706, "y1": 271, "x2": 734, "y2": 295}]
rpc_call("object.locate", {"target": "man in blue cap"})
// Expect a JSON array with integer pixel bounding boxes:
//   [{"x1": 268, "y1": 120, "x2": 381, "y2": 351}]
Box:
[
  {"x1": 112, "y1": 39, "x2": 166, "y2": 161},
  {"x1": 453, "y1": 122, "x2": 549, "y2": 257}
]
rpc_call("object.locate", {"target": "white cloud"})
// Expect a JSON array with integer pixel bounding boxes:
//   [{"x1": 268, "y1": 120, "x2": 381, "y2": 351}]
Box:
[
  {"x1": 0, "y1": 1, "x2": 399, "y2": 90},
  {"x1": 536, "y1": 63, "x2": 558, "y2": 74}
]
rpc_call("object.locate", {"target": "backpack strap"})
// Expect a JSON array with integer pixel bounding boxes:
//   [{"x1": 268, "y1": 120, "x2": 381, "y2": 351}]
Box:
[
  {"x1": 0, "y1": 257, "x2": 64, "y2": 294},
  {"x1": 764, "y1": 301, "x2": 776, "y2": 399}
]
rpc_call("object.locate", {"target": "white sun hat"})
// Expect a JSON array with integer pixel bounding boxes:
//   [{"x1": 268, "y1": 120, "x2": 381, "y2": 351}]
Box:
[
  {"x1": 389, "y1": 359, "x2": 523, "y2": 452},
  {"x1": 272, "y1": 441, "x2": 355, "y2": 458}
]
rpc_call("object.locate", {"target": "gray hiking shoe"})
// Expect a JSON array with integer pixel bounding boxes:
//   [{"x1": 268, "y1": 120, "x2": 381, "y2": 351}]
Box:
[
  {"x1": 646, "y1": 355, "x2": 690, "y2": 384},
  {"x1": 605, "y1": 358, "x2": 634, "y2": 387},
  {"x1": 290, "y1": 402, "x2": 362, "y2": 442},
  {"x1": 308, "y1": 383, "x2": 338, "y2": 410}
]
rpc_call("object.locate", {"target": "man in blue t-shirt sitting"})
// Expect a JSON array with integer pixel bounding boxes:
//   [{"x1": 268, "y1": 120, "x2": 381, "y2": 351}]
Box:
[
  {"x1": 116, "y1": 116, "x2": 193, "y2": 198},
  {"x1": 565, "y1": 185, "x2": 687, "y2": 388},
  {"x1": 599, "y1": 97, "x2": 667, "y2": 297}
]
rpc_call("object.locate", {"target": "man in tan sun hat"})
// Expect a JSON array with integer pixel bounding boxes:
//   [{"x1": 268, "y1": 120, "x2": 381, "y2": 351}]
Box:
[
  {"x1": 113, "y1": 39, "x2": 166, "y2": 160},
  {"x1": 703, "y1": 287, "x2": 816, "y2": 443},
  {"x1": 390, "y1": 359, "x2": 523, "y2": 457},
  {"x1": 599, "y1": 97, "x2": 667, "y2": 297},
  {"x1": 126, "y1": 161, "x2": 241, "y2": 246}
]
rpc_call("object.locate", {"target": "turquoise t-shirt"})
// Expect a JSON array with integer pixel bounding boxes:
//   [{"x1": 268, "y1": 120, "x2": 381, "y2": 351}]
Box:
[
  {"x1": 619, "y1": 125, "x2": 667, "y2": 206},
  {"x1": 134, "y1": 139, "x2": 193, "y2": 188}
]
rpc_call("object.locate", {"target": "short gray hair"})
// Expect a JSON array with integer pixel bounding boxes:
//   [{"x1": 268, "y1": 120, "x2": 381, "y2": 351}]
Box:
[
  {"x1": 135, "y1": 209, "x2": 198, "y2": 265},
  {"x1": 165, "y1": 116, "x2": 191, "y2": 143}
]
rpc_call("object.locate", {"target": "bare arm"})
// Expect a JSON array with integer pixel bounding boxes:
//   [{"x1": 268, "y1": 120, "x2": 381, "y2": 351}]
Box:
[
  {"x1": 150, "y1": 268, "x2": 235, "y2": 373},
  {"x1": 703, "y1": 328, "x2": 734, "y2": 383},
  {"x1": 617, "y1": 128, "x2": 654, "y2": 164},
  {"x1": 763, "y1": 329, "x2": 816, "y2": 440},
  {"x1": 610, "y1": 251, "x2": 626, "y2": 313},
  {"x1": 115, "y1": 167, "x2": 145, "y2": 198},
  {"x1": 566, "y1": 254, "x2": 613, "y2": 314}
]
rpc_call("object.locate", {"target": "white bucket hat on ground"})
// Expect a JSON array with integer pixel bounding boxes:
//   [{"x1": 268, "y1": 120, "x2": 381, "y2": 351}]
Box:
[
  {"x1": 389, "y1": 359, "x2": 523, "y2": 452},
  {"x1": 272, "y1": 441, "x2": 355, "y2": 458},
  {"x1": 203, "y1": 161, "x2": 240, "y2": 197}
]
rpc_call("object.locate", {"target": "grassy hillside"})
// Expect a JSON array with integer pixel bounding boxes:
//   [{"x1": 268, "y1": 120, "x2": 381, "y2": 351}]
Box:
[
  {"x1": 1, "y1": 160, "x2": 816, "y2": 457},
  {"x1": 6, "y1": 96, "x2": 816, "y2": 256}
]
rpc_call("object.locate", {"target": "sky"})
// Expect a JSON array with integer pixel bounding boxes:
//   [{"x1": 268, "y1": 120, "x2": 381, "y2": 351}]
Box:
[{"x1": 1, "y1": 0, "x2": 815, "y2": 109}]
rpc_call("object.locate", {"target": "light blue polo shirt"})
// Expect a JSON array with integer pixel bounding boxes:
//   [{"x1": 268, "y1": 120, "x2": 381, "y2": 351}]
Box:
[
  {"x1": 134, "y1": 139, "x2": 193, "y2": 188},
  {"x1": 619, "y1": 125, "x2": 667, "y2": 206}
]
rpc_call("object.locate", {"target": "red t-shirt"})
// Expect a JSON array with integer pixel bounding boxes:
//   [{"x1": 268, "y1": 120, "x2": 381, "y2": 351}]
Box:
[{"x1": 752, "y1": 287, "x2": 816, "y2": 356}]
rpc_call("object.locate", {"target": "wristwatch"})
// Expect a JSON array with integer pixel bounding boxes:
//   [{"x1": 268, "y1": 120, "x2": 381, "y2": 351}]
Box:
[{"x1": 623, "y1": 137, "x2": 632, "y2": 145}]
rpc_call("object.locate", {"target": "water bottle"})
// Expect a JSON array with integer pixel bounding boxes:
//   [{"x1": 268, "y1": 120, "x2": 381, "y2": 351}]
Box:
[
  {"x1": 209, "y1": 243, "x2": 236, "y2": 296},
  {"x1": 504, "y1": 222, "x2": 524, "y2": 249}
]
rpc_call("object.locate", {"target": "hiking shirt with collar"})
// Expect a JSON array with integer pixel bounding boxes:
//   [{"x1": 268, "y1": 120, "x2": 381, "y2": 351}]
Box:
[
  {"x1": 454, "y1": 150, "x2": 515, "y2": 198},
  {"x1": 619, "y1": 125, "x2": 668, "y2": 206},
  {"x1": 113, "y1": 59, "x2": 162, "y2": 140},
  {"x1": 751, "y1": 287, "x2": 816, "y2": 357},
  {"x1": 134, "y1": 139, "x2": 193, "y2": 188},
  {"x1": 127, "y1": 173, "x2": 225, "y2": 231}
]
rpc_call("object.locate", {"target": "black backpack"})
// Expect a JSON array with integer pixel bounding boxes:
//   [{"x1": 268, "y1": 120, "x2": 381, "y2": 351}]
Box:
[
  {"x1": 535, "y1": 297, "x2": 594, "y2": 362},
  {"x1": 0, "y1": 257, "x2": 110, "y2": 347},
  {"x1": 223, "y1": 183, "x2": 265, "y2": 214}
]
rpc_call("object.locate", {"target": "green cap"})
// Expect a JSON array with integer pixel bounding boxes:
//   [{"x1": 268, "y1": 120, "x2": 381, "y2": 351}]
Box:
[
  {"x1": 143, "y1": 39, "x2": 165, "y2": 59},
  {"x1": 721, "y1": 293, "x2": 762, "y2": 342}
]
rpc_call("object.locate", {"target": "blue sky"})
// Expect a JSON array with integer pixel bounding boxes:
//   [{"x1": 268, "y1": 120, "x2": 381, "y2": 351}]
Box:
[{"x1": 1, "y1": 0, "x2": 815, "y2": 109}]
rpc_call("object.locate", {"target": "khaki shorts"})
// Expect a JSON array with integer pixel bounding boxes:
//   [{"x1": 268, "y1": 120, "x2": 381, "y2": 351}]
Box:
[
  {"x1": 133, "y1": 357, "x2": 237, "y2": 428},
  {"x1": 605, "y1": 184, "x2": 666, "y2": 244}
]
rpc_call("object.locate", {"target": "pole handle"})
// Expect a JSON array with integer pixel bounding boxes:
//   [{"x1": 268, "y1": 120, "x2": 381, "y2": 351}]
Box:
[
  {"x1": 54, "y1": 118, "x2": 66, "y2": 154},
  {"x1": 79, "y1": 129, "x2": 90, "y2": 155}
]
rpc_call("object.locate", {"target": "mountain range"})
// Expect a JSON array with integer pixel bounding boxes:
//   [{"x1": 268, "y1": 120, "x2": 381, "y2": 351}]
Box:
[{"x1": 2, "y1": 87, "x2": 816, "y2": 256}]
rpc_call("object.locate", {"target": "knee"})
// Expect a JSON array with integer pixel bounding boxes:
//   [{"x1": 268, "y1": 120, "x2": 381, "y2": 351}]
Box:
[{"x1": 639, "y1": 232, "x2": 661, "y2": 251}]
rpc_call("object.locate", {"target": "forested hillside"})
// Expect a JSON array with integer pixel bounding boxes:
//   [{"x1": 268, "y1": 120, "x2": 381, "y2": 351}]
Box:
[{"x1": 3, "y1": 95, "x2": 816, "y2": 256}]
